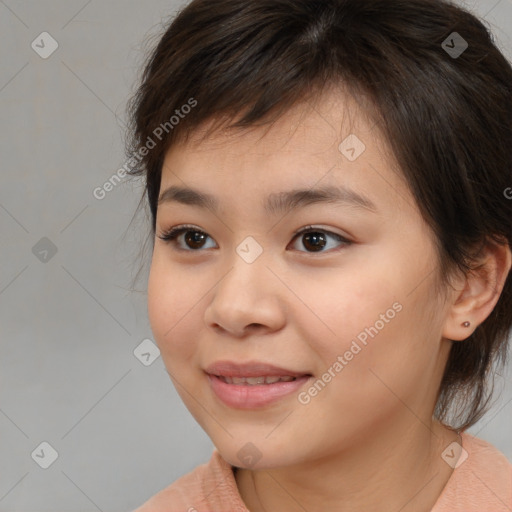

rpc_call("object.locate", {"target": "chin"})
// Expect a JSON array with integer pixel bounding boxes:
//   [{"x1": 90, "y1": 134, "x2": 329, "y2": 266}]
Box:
[{"x1": 211, "y1": 436, "x2": 306, "y2": 471}]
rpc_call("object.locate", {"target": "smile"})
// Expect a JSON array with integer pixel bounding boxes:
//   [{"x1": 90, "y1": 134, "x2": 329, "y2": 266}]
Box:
[{"x1": 217, "y1": 375, "x2": 297, "y2": 385}]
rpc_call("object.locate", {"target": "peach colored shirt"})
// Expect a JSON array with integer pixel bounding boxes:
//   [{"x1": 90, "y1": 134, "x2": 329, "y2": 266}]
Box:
[{"x1": 134, "y1": 432, "x2": 511, "y2": 511}]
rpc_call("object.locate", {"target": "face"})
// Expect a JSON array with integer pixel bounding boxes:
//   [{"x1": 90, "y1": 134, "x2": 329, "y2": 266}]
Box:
[{"x1": 147, "y1": 87, "x2": 453, "y2": 470}]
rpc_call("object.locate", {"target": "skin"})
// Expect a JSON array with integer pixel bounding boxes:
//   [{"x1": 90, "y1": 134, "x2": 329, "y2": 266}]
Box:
[{"x1": 147, "y1": 86, "x2": 512, "y2": 512}]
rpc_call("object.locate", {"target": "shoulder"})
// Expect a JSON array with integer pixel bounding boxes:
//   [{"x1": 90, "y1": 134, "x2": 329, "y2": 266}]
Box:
[
  {"x1": 432, "y1": 432, "x2": 512, "y2": 512},
  {"x1": 132, "y1": 450, "x2": 248, "y2": 512}
]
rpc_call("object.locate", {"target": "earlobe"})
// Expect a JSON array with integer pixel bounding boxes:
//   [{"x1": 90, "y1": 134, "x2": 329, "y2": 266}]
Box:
[{"x1": 442, "y1": 240, "x2": 512, "y2": 342}]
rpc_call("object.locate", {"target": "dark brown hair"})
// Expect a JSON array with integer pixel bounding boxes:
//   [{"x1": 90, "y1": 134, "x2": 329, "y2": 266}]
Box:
[{"x1": 125, "y1": 0, "x2": 512, "y2": 431}]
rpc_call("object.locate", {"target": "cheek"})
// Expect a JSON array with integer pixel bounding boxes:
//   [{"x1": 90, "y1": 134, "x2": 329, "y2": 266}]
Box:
[
  {"x1": 308, "y1": 268, "x2": 442, "y2": 412},
  {"x1": 147, "y1": 256, "x2": 203, "y2": 362},
  {"x1": 299, "y1": 263, "x2": 402, "y2": 359},
  {"x1": 302, "y1": 252, "x2": 438, "y2": 382}
]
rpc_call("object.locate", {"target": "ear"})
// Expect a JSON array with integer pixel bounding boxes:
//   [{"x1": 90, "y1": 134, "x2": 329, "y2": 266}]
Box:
[{"x1": 442, "y1": 239, "x2": 512, "y2": 341}]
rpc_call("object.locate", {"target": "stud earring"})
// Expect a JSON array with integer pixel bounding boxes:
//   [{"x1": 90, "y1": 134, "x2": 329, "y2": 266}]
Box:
[{"x1": 462, "y1": 321, "x2": 471, "y2": 327}]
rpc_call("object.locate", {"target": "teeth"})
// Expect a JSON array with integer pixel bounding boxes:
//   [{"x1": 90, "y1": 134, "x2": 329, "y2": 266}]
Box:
[
  {"x1": 246, "y1": 376, "x2": 266, "y2": 385},
  {"x1": 219, "y1": 375, "x2": 298, "y2": 385}
]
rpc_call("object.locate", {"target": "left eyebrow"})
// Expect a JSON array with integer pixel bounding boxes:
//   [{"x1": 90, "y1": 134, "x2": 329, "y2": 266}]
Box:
[{"x1": 158, "y1": 184, "x2": 378, "y2": 215}]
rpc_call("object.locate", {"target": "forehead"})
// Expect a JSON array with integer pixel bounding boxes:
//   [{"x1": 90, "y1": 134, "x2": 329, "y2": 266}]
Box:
[
  {"x1": 175, "y1": 85, "x2": 383, "y2": 156},
  {"x1": 159, "y1": 86, "x2": 412, "y2": 219}
]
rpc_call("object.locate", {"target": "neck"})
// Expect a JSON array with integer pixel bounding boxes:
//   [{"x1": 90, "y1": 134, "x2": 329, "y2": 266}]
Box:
[{"x1": 235, "y1": 418, "x2": 460, "y2": 512}]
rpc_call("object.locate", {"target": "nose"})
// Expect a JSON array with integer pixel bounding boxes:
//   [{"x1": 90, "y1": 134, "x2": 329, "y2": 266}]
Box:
[{"x1": 203, "y1": 252, "x2": 287, "y2": 338}]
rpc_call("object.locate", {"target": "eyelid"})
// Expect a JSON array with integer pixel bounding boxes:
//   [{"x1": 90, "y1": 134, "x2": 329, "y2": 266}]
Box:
[
  {"x1": 157, "y1": 224, "x2": 352, "y2": 252},
  {"x1": 157, "y1": 224, "x2": 215, "y2": 249},
  {"x1": 292, "y1": 224, "x2": 350, "y2": 240},
  {"x1": 289, "y1": 225, "x2": 352, "y2": 252}
]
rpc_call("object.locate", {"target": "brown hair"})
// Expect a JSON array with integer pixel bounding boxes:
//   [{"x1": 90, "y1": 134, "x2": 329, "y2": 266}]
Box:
[{"x1": 125, "y1": 0, "x2": 512, "y2": 431}]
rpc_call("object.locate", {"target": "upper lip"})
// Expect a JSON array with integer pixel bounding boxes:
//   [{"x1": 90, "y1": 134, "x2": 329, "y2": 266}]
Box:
[{"x1": 205, "y1": 360, "x2": 310, "y2": 378}]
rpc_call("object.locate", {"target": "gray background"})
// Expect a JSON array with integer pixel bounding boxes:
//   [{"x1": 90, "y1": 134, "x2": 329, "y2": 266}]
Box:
[{"x1": 1, "y1": 0, "x2": 511, "y2": 511}]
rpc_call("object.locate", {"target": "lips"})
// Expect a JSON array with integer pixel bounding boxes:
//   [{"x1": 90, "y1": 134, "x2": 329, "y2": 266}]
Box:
[
  {"x1": 204, "y1": 360, "x2": 311, "y2": 379},
  {"x1": 204, "y1": 360, "x2": 313, "y2": 408},
  {"x1": 218, "y1": 375, "x2": 297, "y2": 385}
]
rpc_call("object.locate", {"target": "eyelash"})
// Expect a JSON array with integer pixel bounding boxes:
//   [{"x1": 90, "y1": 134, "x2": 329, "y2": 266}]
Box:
[{"x1": 157, "y1": 224, "x2": 352, "y2": 253}]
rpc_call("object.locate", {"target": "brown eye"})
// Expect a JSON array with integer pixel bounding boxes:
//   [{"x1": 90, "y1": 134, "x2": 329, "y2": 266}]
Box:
[
  {"x1": 158, "y1": 225, "x2": 351, "y2": 253},
  {"x1": 290, "y1": 227, "x2": 351, "y2": 253},
  {"x1": 302, "y1": 232, "x2": 327, "y2": 252},
  {"x1": 184, "y1": 231, "x2": 208, "y2": 249},
  {"x1": 157, "y1": 226, "x2": 217, "y2": 251}
]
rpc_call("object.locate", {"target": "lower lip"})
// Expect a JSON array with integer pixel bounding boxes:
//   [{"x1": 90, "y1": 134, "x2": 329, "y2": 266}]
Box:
[{"x1": 206, "y1": 373, "x2": 312, "y2": 409}]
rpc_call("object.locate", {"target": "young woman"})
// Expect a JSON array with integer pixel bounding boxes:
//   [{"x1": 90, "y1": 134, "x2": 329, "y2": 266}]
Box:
[{"x1": 126, "y1": 0, "x2": 512, "y2": 510}]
